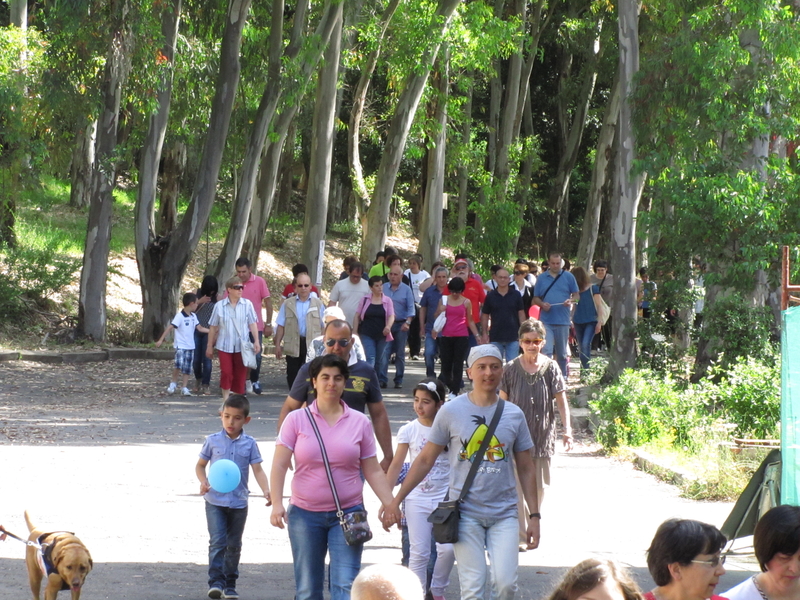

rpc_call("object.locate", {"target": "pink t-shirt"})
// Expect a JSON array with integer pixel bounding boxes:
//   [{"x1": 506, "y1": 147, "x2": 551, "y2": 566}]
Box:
[
  {"x1": 441, "y1": 302, "x2": 468, "y2": 337},
  {"x1": 277, "y1": 400, "x2": 377, "y2": 512},
  {"x1": 242, "y1": 273, "x2": 270, "y2": 331}
]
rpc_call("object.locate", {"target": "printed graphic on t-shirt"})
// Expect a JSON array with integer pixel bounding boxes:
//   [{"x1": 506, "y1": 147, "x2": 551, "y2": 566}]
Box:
[
  {"x1": 459, "y1": 415, "x2": 507, "y2": 463},
  {"x1": 349, "y1": 377, "x2": 367, "y2": 393}
]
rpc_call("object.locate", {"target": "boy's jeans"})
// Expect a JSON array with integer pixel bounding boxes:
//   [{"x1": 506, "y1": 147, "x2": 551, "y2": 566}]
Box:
[{"x1": 205, "y1": 502, "x2": 248, "y2": 589}]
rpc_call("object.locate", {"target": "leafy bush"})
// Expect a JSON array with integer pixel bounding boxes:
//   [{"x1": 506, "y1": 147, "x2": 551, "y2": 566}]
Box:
[
  {"x1": 700, "y1": 293, "x2": 774, "y2": 372},
  {"x1": 589, "y1": 369, "x2": 714, "y2": 450},
  {"x1": 0, "y1": 244, "x2": 80, "y2": 321}
]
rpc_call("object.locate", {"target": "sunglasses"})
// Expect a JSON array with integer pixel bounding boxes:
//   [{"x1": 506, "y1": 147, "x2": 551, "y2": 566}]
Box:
[
  {"x1": 231, "y1": 285, "x2": 244, "y2": 290},
  {"x1": 520, "y1": 338, "x2": 544, "y2": 345},
  {"x1": 325, "y1": 338, "x2": 351, "y2": 348},
  {"x1": 296, "y1": 283, "x2": 310, "y2": 288}
]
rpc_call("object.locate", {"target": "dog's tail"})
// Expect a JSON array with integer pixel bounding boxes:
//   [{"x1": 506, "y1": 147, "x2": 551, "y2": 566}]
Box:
[{"x1": 24, "y1": 510, "x2": 35, "y2": 532}]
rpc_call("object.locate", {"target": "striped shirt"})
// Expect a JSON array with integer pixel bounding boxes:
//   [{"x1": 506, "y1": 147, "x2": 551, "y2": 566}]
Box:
[{"x1": 209, "y1": 297, "x2": 257, "y2": 353}]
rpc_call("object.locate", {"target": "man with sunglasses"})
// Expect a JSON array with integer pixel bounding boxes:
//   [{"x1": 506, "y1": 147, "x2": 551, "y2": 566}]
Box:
[
  {"x1": 277, "y1": 319, "x2": 394, "y2": 471},
  {"x1": 273, "y1": 274, "x2": 325, "y2": 389}
]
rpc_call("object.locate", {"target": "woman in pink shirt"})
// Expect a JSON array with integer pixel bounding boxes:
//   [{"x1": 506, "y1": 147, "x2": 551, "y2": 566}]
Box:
[
  {"x1": 432, "y1": 276, "x2": 479, "y2": 396},
  {"x1": 270, "y1": 354, "x2": 395, "y2": 600}
]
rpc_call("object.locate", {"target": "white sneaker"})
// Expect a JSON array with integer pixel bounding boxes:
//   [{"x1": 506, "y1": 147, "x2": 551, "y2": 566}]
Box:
[
  {"x1": 181, "y1": 387, "x2": 192, "y2": 397},
  {"x1": 167, "y1": 382, "x2": 177, "y2": 395},
  {"x1": 246, "y1": 381, "x2": 253, "y2": 394}
]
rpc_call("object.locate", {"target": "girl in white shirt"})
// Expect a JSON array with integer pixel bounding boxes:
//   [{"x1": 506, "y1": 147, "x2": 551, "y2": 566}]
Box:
[{"x1": 386, "y1": 378, "x2": 455, "y2": 600}]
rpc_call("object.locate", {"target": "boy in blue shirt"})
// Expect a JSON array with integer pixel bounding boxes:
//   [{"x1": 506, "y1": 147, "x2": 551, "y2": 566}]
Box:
[
  {"x1": 155, "y1": 292, "x2": 209, "y2": 396},
  {"x1": 196, "y1": 395, "x2": 271, "y2": 599}
]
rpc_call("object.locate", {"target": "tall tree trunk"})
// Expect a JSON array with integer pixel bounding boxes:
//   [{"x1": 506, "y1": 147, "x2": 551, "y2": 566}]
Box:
[
  {"x1": 419, "y1": 55, "x2": 449, "y2": 265},
  {"x1": 9, "y1": 0, "x2": 27, "y2": 27},
  {"x1": 138, "y1": 0, "x2": 251, "y2": 342},
  {"x1": 576, "y1": 66, "x2": 621, "y2": 269},
  {"x1": 348, "y1": 0, "x2": 402, "y2": 230},
  {"x1": 69, "y1": 118, "x2": 97, "y2": 209},
  {"x1": 361, "y1": 0, "x2": 462, "y2": 265},
  {"x1": 301, "y1": 4, "x2": 343, "y2": 282},
  {"x1": 456, "y1": 79, "x2": 472, "y2": 242},
  {"x1": 212, "y1": 0, "x2": 339, "y2": 282},
  {"x1": 77, "y1": 0, "x2": 132, "y2": 341},
  {"x1": 157, "y1": 140, "x2": 186, "y2": 235},
  {"x1": 604, "y1": 0, "x2": 643, "y2": 382}
]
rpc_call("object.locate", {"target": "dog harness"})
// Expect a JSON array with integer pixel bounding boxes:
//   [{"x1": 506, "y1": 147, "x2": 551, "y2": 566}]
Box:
[{"x1": 36, "y1": 531, "x2": 74, "y2": 591}]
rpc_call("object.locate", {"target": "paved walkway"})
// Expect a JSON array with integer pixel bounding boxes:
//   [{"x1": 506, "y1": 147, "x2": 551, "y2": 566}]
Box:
[{"x1": 0, "y1": 354, "x2": 756, "y2": 599}]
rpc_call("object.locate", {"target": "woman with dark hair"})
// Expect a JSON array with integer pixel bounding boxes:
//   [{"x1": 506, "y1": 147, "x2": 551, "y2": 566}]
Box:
[
  {"x1": 353, "y1": 275, "x2": 395, "y2": 380},
  {"x1": 571, "y1": 266, "x2": 602, "y2": 374},
  {"x1": 270, "y1": 354, "x2": 395, "y2": 600},
  {"x1": 432, "y1": 276, "x2": 479, "y2": 396},
  {"x1": 645, "y1": 519, "x2": 728, "y2": 600},
  {"x1": 722, "y1": 505, "x2": 800, "y2": 600},
  {"x1": 547, "y1": 558, "x2": 642, "y2": 600},
  {"x1": 194, "y1": 275, "x2": 219, "y2": 395}
]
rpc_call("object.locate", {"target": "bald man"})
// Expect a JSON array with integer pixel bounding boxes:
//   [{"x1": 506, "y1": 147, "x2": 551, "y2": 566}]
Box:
[{"x1": 351, "y1": 564, "x2": 423, "y2": 600}]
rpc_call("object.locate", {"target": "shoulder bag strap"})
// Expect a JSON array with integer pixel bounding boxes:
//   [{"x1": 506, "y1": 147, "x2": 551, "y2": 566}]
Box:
[
  {"x1": 457, "y1": 399, "x2": 505, "y2": 503},
  {"x1": 538, "y1": 272, "x2": 563, "y2": 303},
  {"x1": 303, "y1": 407, "x2": 344, "y2": 518}
]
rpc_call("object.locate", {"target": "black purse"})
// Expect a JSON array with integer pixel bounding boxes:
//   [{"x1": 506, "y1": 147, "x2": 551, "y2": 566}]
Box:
[
  {"x1": 304, "y1": 408, "x2": 373, "y2": 546},
  {"x1": 427, "y1": 400, "x2": 505, "y2": 544}
]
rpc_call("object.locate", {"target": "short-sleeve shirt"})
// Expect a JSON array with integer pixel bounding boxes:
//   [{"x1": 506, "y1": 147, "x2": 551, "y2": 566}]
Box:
[
  {"x1": 397, "y1": 419, "x2": 449, "y2": 500},
  {"x1": 573, "y1": 285, "x2": 600, "y2": 324},
  {"x1": 277, "y1": 400, "x2": 377, "y2": 511},
  {"x1": 241, "y1": 273, "x2": 270, "y2": 331},
  {"x1": 288, "y1": 359, "x2": 382, "y2": 413},
  {"x1": 329, "y1": 277, "x2": 371, "y2": 326},
  {"x1": 171, "y1": 310, "x2": 199, "y2": 349},
  {"x1": 383, "y1": 282, "x2": 416, "y2": 321},
  {"x1": 405, "y1": 270, "x2": 430, "y2": 303},
  {"x1": 499, "y1": 356, "x2": 566, "y2": 457},
  {"x1": 482, "y1": 289, "x2": 524, "y2": 343},
  {"x1": 427, "y1": 395, "x2": 533, "y2": 519},
  {"x1": 208, "y1": 297, "x2": 258, "y2": 353},
  {"x1": 419, "y1": 285, "x2": 444, "y2": 333},
  {"x1": 199, "y1": 429, "x2": 263, "y2": 509},
  {"x1": 533, "y1": 270, "x2": 579, "y2": 325}
]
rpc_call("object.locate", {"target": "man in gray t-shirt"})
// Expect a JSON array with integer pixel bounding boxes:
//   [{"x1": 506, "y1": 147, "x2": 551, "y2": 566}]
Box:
[{"x1": 383, "y1": 345, "x2": 541, "y2": 600}]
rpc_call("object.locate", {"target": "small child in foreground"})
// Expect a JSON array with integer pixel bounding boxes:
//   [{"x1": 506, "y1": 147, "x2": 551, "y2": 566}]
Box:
[
  {"x1": 155, "y1": 292, "x2": 209, "y2": 396},
  {"x1": 196, "y1": 394, "x2": 271, "y2": 600}
]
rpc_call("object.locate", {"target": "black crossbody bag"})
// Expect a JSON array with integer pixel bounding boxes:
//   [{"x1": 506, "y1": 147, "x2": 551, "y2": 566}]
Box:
[{"x1": 427, "y1": 400, "x2": 505, "y2": 544}]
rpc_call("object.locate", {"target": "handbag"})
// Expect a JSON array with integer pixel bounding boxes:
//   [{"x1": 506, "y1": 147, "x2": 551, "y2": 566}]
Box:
[
  {"x1": 229, "y1": 305, "x2": 258, "y2": 369},
  {"x1": 427, "y1": 400, "x2": 505, "y2": 544},
  {"x1": 595, "y1": 294, "x2": 611, "y2": 326},
  {"x1": 432, "y1": 296, "x2": 448, "y2": 333},
  {"x1": 304, "y1": 408, "x2": 373, "y2": 546}
]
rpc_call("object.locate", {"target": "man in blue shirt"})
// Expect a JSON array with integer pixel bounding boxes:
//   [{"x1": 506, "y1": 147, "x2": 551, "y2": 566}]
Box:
[
  {"x1": 418, "y1": 266, "x2": 449, "y2": 377},
  {"x1": 532, "y1": 252, "x2": 579, "y2": 377},
  {"x1": 382, "y1": 265, "x2": 416, "y2": 388}
]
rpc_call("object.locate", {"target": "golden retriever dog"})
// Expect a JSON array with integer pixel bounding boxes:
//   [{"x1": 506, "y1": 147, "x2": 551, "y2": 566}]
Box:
[{"x1": 24, "y1": 511, "x2": 93, "y2": 600}]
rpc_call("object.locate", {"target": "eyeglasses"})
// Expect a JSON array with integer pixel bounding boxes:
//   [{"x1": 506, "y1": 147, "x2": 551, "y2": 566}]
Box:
[
  {"x1": 691, "y1": 555, "x2": 725, "y2": 568},
  {"x1": 231, "y1": 285, "x2": 244, "y2": 290},
  {"x1": 520, "y1": 338, "x2": 544, "y2": 345},
  {"x1": 325, "y1": 338, "x2": 351, "y2": 348}
]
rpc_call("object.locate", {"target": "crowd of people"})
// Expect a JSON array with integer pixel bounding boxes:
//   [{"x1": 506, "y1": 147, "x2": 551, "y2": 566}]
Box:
[{"x1": 148, "y1": 249, "x2": 772, "y2": 600}]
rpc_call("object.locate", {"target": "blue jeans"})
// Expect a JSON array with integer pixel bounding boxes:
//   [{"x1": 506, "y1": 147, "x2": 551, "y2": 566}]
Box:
[
  {"x1": 205, "y1": 502, "x2": 248, "y2": 589},
  {"x1": 287, "y1": 503, "x2": 364, "y2": 600},
  {"x1": 248, "y1": 331, "x2": 263, "y2": 383},
  {"x1": 194, "y1": 330, "x2": 213, "y2": 385},
  {"x1": 542, "y1": 323, "x2": 570, "y2": 377},
  {"x1": 454, "y1": 514, "x2": 519, "y2": 600},
  {"x1": 361, "y1": 335, "x2": 388, "y2": 376},
  {"x1": 491, "y1": 340, "x2": 519, "y2": 362},
  {"x1": 382, "y1": 323, "x2": 409, "y2": 385},
  {"x1": 424, "y1": 333, "x2": 439, "y2": 377},
  {"x1": 573, "y1": 321, "x2": 597, "y2": 370}
]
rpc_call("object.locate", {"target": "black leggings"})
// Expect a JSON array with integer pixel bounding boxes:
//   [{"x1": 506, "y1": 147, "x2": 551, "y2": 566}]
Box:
[{"x1": 438, "y1": 335, "x2": 469, "y2": 394}]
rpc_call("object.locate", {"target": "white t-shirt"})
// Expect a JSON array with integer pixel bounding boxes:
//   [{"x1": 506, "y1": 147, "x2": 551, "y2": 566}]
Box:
[
  {"x1": 329, "y1": 278, "x2": 370, "y2": 326},
  {"x1": 397, "y1": 419, "x2": 449, "y2": 500},
  {"x1": 722, "y1": 576, "x2": 759, "y2": 600},
  {"x1": 171, "y1": 310, "x2": 199, "y2": 350},
  {"x1": 404, "y1": 269, "x2": 430, "y2": 303}
]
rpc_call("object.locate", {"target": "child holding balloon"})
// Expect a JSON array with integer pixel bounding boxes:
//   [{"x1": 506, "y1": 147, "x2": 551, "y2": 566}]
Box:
[{"x1": 196, "y1": 394, "x2": 271, "y2": 600}]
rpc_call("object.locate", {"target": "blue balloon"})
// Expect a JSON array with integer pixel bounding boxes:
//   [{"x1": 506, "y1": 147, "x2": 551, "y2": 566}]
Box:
[{"x1": 208, "y1": 459, "x2": 241, "y2": 493}]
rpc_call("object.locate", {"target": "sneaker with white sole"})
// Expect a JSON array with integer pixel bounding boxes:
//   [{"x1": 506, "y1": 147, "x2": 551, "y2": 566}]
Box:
[
  {"x1": 222, "y1": 589, "x2": 239, "y2": 599},
  {"x1": 181, "y1": 387, "x2": 192, "y2": 397},
  {"x1": 167, "y1": 382, "x2": 177, "y2": 395},
  {"x1": 245, "y1": 381, "x2": 253, "y2": 394},
  {"x1": 208, "y1": 587, "x2": 223, "y2": 599}
]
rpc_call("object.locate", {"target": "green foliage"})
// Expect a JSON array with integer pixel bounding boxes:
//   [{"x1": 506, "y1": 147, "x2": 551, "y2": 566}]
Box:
[
  {"x1": 463, "y1": 198, "x2": 523, "y2": 275},
  {"x1": 0, "y1": 242, "x2": 80, "y2": 321},
  {"x1": 700, "y1": 293, "x2": 774, "y2": 372}
]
